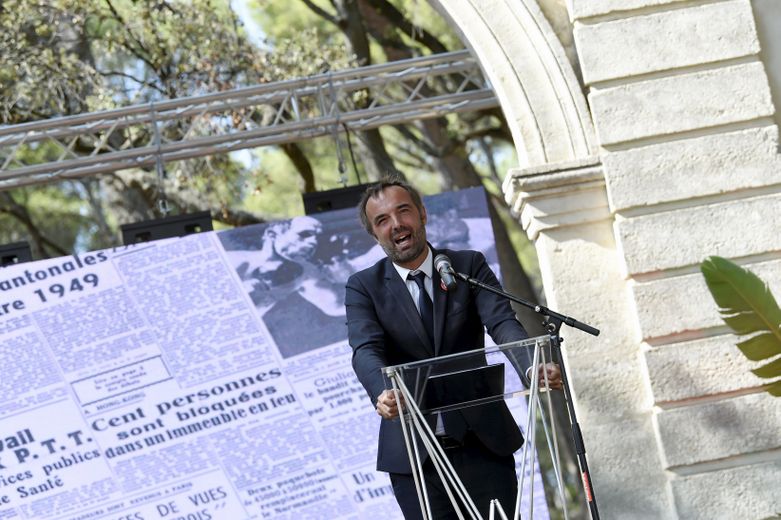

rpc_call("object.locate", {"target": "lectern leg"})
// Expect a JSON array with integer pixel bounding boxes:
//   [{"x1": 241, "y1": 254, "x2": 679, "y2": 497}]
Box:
[
  {"x1": 515, "y1": 339, "x2": 571, "y2": 520},
  {"x1": 394, "y1": 376, "x2": 483, "y2": 519},
  {"x1": 390, "y1": 374, "x2": 432, "y2": 519}
]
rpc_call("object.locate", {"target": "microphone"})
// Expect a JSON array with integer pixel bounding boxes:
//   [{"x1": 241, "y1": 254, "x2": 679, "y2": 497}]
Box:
[{"x1": 434, "y1": 254, "x2": 457, "y2": 290}]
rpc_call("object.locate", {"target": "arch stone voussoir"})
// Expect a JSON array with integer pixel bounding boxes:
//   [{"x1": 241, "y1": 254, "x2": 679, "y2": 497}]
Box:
[{"x1": 430, "y1": 0, "x2": 596, "y2": 168}]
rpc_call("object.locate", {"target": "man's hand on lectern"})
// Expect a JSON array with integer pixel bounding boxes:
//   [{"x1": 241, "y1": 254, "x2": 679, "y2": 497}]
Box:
[
  {"x1": 536, "y1": 362, "x2": 563, "y2": 390},
  {"x1": 376, "y1": 389, "x2": 401, "y2": 419}
]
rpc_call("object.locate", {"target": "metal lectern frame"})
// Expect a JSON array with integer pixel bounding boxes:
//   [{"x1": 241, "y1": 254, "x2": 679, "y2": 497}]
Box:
[{"x1": 382, "y1": 336, "x2": 569, "y2": 520}]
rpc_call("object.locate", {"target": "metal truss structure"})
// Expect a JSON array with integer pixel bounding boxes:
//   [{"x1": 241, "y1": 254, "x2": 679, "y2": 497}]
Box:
[{"x1": 0, "y1": 50, "x2": 498, "y2": 191}]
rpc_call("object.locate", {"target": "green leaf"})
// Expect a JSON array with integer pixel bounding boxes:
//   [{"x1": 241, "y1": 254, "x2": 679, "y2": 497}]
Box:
[
  {"x1": 701, "y1": 257, "x2": 781, "y2": 331},
  {"x1": 724, "y1": 313, "x2": 771, "y2": 335},
  {"x1": 752, "y1": 357, "x2": 781, "y2": 378},
  {"x1": 767, "y1": 380, "x2": 781, "y2": 398},
  {"x1": 701, "y1": 256, "x2": 781, "y2": 395},
  {"x1": 738, "y1": 333, "x2": 781, "y2": 361}
]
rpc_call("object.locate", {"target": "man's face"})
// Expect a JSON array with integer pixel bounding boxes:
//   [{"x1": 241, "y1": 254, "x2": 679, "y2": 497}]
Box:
[
  {"x1": 365, "y1": 186, "x2": 427, "y2": 269},
  {"x1": 274, "y1": 216, "x2": 322, "y2": 262}
]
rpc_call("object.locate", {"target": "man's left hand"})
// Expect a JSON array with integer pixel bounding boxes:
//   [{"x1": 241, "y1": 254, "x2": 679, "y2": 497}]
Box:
[{"x1": 536, "y1": 362, "x2": 563, "y2": 390}]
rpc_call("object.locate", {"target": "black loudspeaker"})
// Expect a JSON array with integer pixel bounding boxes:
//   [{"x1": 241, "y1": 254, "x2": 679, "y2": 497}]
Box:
[
  {"x1": 120, "y1": 211, "x2": 213, "y2": 245},
  {"x1": 0, "y1": 241, "x2": 33, "y2": 267},
  {"x1": 302, "y1": 184, "x2": 370, "y2": 215}
]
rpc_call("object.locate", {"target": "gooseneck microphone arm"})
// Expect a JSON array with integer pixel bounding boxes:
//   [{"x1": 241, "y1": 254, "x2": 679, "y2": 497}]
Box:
[{"x1": 451, "y1": 271, "x2": 600, "y2": 337}]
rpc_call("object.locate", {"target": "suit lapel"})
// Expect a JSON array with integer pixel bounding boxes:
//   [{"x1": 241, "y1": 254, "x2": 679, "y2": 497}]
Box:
[{"x1": 382, "y1": 259, "x2": 434, "y2": 356}]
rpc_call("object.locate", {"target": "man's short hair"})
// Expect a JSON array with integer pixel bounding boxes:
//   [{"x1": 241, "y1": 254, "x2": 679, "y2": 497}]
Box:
[{"x1": 358, "y1": 178, "x2": 425, "y2": 236}]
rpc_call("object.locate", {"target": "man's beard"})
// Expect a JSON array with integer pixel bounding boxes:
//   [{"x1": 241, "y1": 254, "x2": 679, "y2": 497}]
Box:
[{"x1": 382, "y1": 225, "x2": 427, "y2": 265}]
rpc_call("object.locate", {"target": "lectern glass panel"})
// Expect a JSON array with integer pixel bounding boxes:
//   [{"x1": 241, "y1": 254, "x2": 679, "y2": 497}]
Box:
[{"x1": 382, "y1": 336, "x2": 551, "y2": 416}]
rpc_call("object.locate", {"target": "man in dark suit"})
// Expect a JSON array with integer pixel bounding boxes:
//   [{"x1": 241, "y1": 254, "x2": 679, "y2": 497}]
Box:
[{"x1": 345, "y1": 179, "x2": 562, "y2": 519}]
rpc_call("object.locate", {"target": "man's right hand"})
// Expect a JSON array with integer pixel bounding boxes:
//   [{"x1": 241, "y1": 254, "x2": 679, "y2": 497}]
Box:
[{"x1": 375, "y1": 389, "x2": 400, "y2": 419}]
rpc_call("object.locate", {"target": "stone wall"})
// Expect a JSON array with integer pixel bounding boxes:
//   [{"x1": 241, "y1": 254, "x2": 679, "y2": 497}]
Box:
[
  {"x1": 433, "y1": 0, "x2": 781, "y2": 518},
  {"x1": 568, "y1": 0, "x2": 780, "y2": 517}
]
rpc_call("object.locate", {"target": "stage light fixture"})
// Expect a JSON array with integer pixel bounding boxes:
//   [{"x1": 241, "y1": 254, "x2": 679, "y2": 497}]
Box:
[
  {"x1": 120, "y1": 211, "x2": 213, "y2": 245},
  {"x1": 302, "y1": 184, "x2": 370, "y2": 215},
  {"x1": 0, "y1": 241, "x2": 33, "y2": 267}
]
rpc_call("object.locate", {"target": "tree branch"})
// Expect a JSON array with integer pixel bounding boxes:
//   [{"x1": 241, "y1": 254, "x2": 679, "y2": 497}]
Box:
[
  {"x1": 391, "y1": 124, "x2": 436, "y2": 156},
  {"x1": 360, "y1": 0, "x2": 449, "y2": 55},
  {"x1": 280, "y1": 142, "x2": 316, "y2": 192},
  {"x1": 103, "y1": 0, "x2": 159, "y2": 72},
  {"x1": 95, "y1": 69, "x2": 166, "y2": 94},
  {"x1": 0, "y1": 192, "x2": 69, "y2": 257},
  {"x1": 461, "y1": 127, "x2": 512, "y2": 145},
  {"x1": 477, "y1": 137, "x2": 502, "y2": 187},
  {"x1": 79, "y1": 179, "x2": 114, "y2": 246},
  {"x1": 301, "y1": 0, "x2": 339, "y2": 25}
]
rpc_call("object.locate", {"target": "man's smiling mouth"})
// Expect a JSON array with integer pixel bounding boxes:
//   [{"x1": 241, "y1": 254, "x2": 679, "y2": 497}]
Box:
[{"x1": 394, "y1": 232, "x2": 411, "y2": 246}]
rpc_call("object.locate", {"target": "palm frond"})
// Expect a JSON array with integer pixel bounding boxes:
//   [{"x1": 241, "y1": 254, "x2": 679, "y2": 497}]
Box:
[{"x1": 701, "y1": 256, "x2": 781, "y2": 396}]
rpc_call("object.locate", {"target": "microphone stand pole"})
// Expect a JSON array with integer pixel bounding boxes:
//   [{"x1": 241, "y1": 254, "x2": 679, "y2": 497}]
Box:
[{"x1": 452, "y1": 270, "x2": 602, "y2": 520}]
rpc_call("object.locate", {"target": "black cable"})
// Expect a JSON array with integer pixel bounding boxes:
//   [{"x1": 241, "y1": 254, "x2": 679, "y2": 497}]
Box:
[{"x1": 342, "y1": 123, "x2": 363, "y2": 185}]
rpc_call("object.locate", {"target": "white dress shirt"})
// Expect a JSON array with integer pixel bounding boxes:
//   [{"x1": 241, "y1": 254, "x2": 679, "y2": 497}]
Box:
[{"x1": 392, "y1": 247, "x2": 434, "y2": 310}]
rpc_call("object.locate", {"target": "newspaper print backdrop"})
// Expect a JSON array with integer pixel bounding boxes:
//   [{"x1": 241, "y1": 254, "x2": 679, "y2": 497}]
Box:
[{"x1": 0, "y1": 187, "x2": 549, "y2": 519}]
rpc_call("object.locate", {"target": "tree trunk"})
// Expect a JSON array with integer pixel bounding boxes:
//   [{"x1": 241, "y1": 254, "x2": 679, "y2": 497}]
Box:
[
  {"x1": 281, "y1": 143, "x2": 316, "y2": 192},
  {"x1": 332, "y1": 0, "x2": 401, "y2": 180},
  {"x1": 351, "y1": 128, "x2": 401, "y2": 181},
  {"x1": 0, "y1": 191, "x2": 68, "y2": 258}
]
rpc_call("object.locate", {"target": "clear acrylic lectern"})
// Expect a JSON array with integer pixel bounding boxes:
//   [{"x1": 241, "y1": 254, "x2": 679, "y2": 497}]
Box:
[{"x1": 382, "y1": 335, "x2": 566, "y2": 520}]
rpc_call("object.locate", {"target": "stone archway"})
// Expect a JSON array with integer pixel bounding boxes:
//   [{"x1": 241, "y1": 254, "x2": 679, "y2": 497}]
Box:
[
  {"x1": 430, "y1": 0, "x2": 595, "y2": 168},
  {"x1": 426, "y1": 2, "x2": 639, "y2": 518},
  {"x1": 428, "y1": 1, "x2": 781, "y2": 519}
]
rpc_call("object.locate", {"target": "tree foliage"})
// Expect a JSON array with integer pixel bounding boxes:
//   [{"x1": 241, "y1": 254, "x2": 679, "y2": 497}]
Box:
[{"x1": 0, "y1": 0, "x2": 538, "y2": 303}]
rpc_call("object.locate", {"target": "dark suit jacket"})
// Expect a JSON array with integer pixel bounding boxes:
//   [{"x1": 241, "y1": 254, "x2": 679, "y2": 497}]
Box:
[{"x1": 345, "y1": 247, "x2": 529, "y2": 474}]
